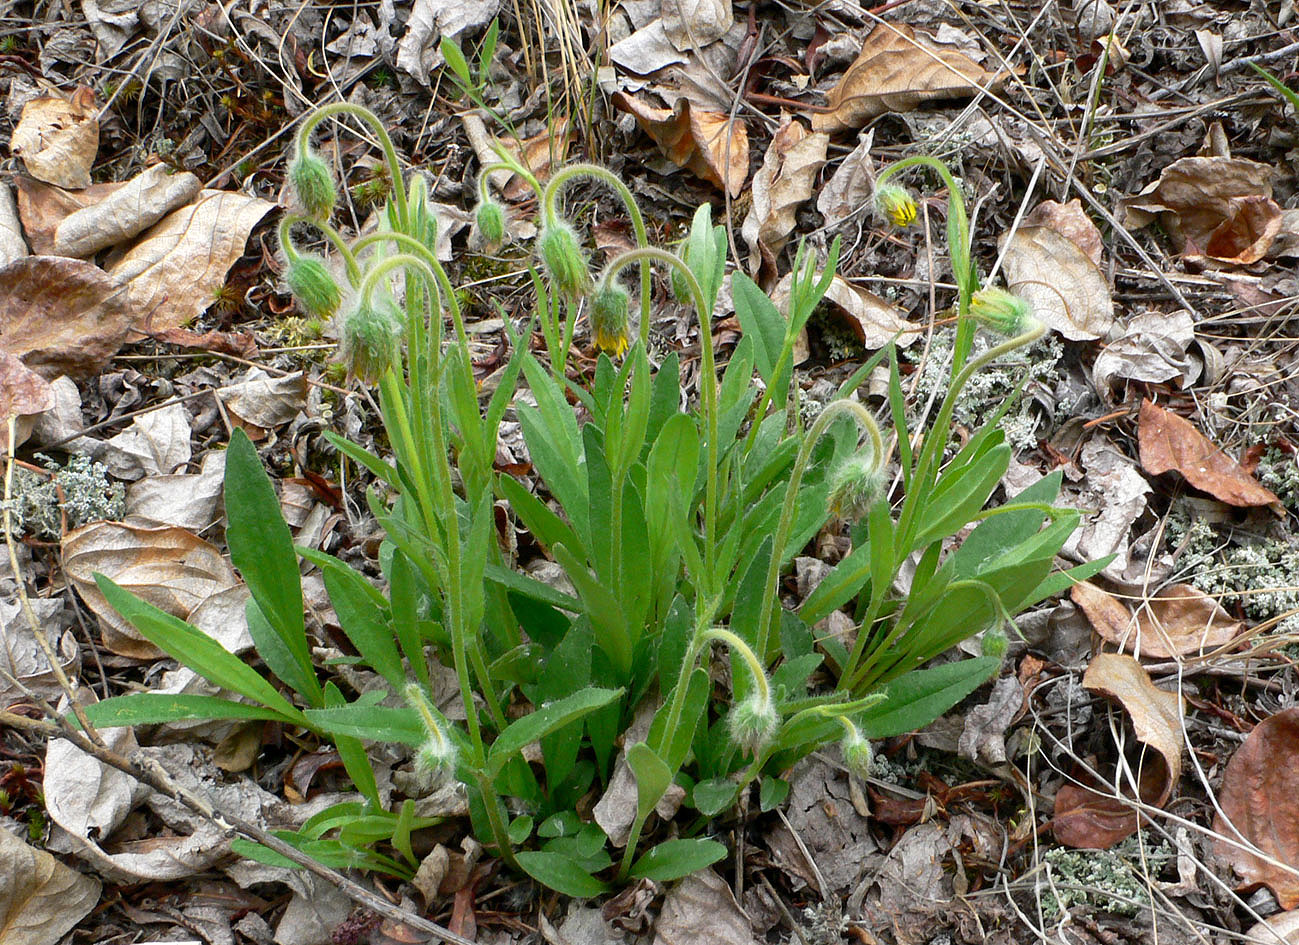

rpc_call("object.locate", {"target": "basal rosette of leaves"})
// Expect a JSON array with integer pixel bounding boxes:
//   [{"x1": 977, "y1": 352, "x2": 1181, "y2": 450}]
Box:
[{"x1": 76, "y1": 104, "x2": 1103, "y2": 896}]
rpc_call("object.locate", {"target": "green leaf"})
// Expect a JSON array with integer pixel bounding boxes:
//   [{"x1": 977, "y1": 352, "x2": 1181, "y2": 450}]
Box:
[
  {"x1": 515, "y1": 850, "x2": 610, "y2": 898},
  {"x1": 486, "y1": 687, "x2": 623, "y2": 778},
  {"x1": 302, "y1": 551, "x2": 403, "y2": 691},
  {"x1": 439, "y1": 35, "x2": 474, "y2": 90},
  {"x1": 324, "y1": 682, "x2": 379, "y2": 807},
  {"x1": 81, "y1": 693, "x2": 295, "y2": 728},
  {"x1": 323, "y1": 432, "x2": 400, "y2": 488},
  {"x1": 304, "y1": 703, "x2": 425, "y2": 745},
  {"x1": 759, "y1": 776, "x2": 790, "y2": 812},
  {"x1": 857, "y1": 658, "x2": 999, "y2": 737},
  {"x1": 911, "y1": 443, "x2": 1010, "y2": 551},
  {"x1": 552, "y1": 544, "x2": 631, "y2": 677},
  {"x1": 244, "y1": 598, "x2": 323, "y2": 707},
  {"x1": 626, "y1": 742, "x2": 672, "y2": 819},
  {"x1": 732, "y1": 272, "x2": 785, "y2": 389},
  {"x1": 225, "y1": 429, "x2": 307, "y2": 661},
  {"x1": 93, "y1": 575, "x2": 304, "y2": 723},
  {"x1": 630, "y1": 838, "x2": 727, "y2": 882},
  {"x1": 692, "y1": 778, "x2": 739, "y2": 816}
]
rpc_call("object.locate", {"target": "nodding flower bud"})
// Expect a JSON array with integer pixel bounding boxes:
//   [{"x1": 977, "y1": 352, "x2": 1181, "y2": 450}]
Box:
[
  {"x1": 839, "y1": 722, "x2": 873, "y2": 779},
  {"x1": 590, "y1": 280, "x2": 631, "y2": 357},
  {"x1": 415, "y1": 733, "x2": 459, "y2": 785},
  {"x1": 981, "y1": 624, "x2": 1009, "y2": 661},
  {"x1": 340, "y1": 296, "x2": 403, "y2": 384},
  {"x1": 873, "y1": 183, "x2": 917, "y2": 228},
  {"x1": 827, "y1": 451, "x2": 886, "y2": 523},
  {"x1": 288, "y1": 146, "x2": 337, "y2": 222},
  {"x1": 537, "y1": 220, "x2": 592, "y2": 301},
  {"x1": 284, "y1": 255, "x2": 342, "y2": 320},
  {"x1": 968, "y1": 286, "x2": 1035, "y2": 337},
  {"x1": 728, "y1": 691, "x2": 779, "y2": 756},
  {"x1": 475, "y1": 199, "x2": 506, "y2": 251}
]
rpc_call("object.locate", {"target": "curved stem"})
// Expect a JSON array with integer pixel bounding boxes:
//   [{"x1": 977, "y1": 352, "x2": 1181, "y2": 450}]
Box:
[
  {"x1": 701, "y1": 628, "x2": 769, "y2": 705},
  {"x1": 479, "y1": 160, "x2": 541, "y2": 205},
  {"x1": 297, "y1": 102, "x2": 409, "y2": 230},
  {"x1": 602, "y1": 247, "x2": 717, "y2": 588},
  {"x1": 543, "y1": 163, "x2": 653, "y2": 340},
  {"x1": 755, "y1": 398, "x2": 884, "y2": 663},
  {"x1": 351, "y1": 231, "x2": 470, "y2": 355},
  {"x1": 278, "y1": 215, "x2": 363, "y2": 286}
]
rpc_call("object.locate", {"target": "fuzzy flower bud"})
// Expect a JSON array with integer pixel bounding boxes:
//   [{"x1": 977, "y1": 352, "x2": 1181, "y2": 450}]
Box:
[
  {"x1": 873, "y1": 183, "x2": 917, "y2": 228},
  {"x1": 968, "y1": 287, "x2": 1035, "y2": 337},
  {"x1": 827, "y1": 451, "x2": 886, "y2": 523},
  {"x1": 590, "y1": 280, "x2": 631, "y2": 357},
  {"x1": 840, "y1": 723, "x2": 873, "y2": 779},
  {"x1": 981, "y1": 624, "x2": 1009, "y2": 661},
  {"x1": 284, "y1": 255, "x2": 342, "y2": 320},
  {"x1": 538, "y1": 220, "x2": 592, "y2": 301},
  {"x1": 475, "y1": 199, "x2": 506, "y2": 251},
  {"x1": 288, "y1": 146, "x2": 337, "y2": 221},
  {"x1": 414, "y1": 734, "x2": 459, "y2": 785},
  {"x1": 339, "y1": 296, "x2": 403, "y2": 384},
  {"x1": 728, "y1": 692, "x2": 779, "y2": 756}
]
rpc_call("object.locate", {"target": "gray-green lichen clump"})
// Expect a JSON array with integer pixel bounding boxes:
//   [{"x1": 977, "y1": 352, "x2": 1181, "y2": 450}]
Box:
[{"x1": 5, "y1": 455, "x2": 125, "y2": 540}]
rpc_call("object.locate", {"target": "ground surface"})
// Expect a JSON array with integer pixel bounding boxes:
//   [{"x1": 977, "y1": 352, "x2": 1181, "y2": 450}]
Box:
[{"x1": 1, "y1": 0, "x2": 1299, "y2": 943}]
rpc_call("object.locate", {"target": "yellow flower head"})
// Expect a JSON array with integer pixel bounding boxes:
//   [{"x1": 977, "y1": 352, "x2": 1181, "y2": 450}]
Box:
[
  {"x1": 590, "y1": 281, "x2": 631, "y2": 358},
  {"x1": 873, "y1": 183, "x2": 917, "y2": 227}
]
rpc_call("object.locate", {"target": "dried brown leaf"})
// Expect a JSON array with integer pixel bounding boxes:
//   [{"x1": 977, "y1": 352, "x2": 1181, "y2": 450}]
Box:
[
  {"x1": 1120, "y1": 156, "x2": 1280, "y2": 264},
  {"x1": 660, "y1": 0, "x2": 733, "y2": 51},
  {"x1": 1022, "y1": 198, "x2": 1104, "y2": 265},
  {"x1": 613, "y1": 92, "x2": 748, "y2": 196},
  {"x1": 1053, "y1": 653, "x2": 1183, "y2": 848},
  {"x1": 1071, "y1": 581, "x2": 1244, "y2": 659},
  {"x1": 14, "y1": 176, "x2": 124, "y2": 255},
  {"x1": 106, "y1": 189, "x2": 275, "y2": 332},
  {"x1": 1213, "y1": 709, "x2": 1299, "y2": 909},
  {"x1": 740, "y1": 122, "x2": 828, "y2": 272},
  {"x1": 0, "y1": 256, "x2": 136, "y2": 378},
  {"x1": 63, "y1": 521, "x2": 239, "y2": 658},
  {"x1": 999, "y1": 225, "x2": 1114, "y2": 341},
  {"x1": 0, "y1": 829, "x2": 100, "y2": 945},
  {"x1": 9, "y1": 88, "x2": 100, "y2": 189},
  {"x1": 812, "y1": 24, "x2": 1004, "y2": 134},
  {"x1": 1138, "y1": 399, "x2": 1280, "y2": 507},
  {"x1": 0, "y1": 182, "x2": 26, "y2": 266},
  {"x1": 653, "y1": 870, "x2": 756, "y2": 945},
  {"x1": 53, "y1": 164, "x2": 201, "y2": 258}
]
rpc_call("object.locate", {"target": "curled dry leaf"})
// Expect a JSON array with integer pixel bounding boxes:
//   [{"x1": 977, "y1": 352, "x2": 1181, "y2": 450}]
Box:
[
  {"x1": 1070, "y1": 580, "x2": 1244, "y2": 659},
  {"x1": 1138, "y1": 399, "x2": 1280, "y2": 508},
  {"x1": 0, "y1": 828, "x2": 101, "y2": 945},
  {"x1": 1053, "y1": 653, "x2": 1184, "y2": 848},
  {"x1": 660, "y1": 0, "x2": 733, "y2": 51},
  {"x1": 1245, "y1": 910, "x2": 1299, "y2": 945},
  {"x1": 0, "y1": 183, "x2": 26, "y2": 266},
  {"x1": 0, "y1": 256, "x2": 137, "y2": 379},
  {"x1": 106, "y1": 189, "x2": 275, "y2": 333},
  {"x1": 740, "y1": 122, "x2": 828, "y2": 274},
  {"x1": 773, "y1": 273, "x2": 920, "y2": 351},
  {"x1": 653, "y1": 869, "x2": 756, "y2": 945},
  {"x1": 0, "y1": 353, "x2": 55, "y2": 451},
  {"x1": 1092, "y1": 310, "x2": 1203, "y2": 397},
  {"x1": 9, "y1": 87, "x2": 100, "y2": 189},
  {"x1": 1023, "y1": 198, "x2": 1104, "y2": 265},
  {"x1": 1213, "y1": 709, "x2": 1299, "y2": 909},
  {"x1": 816, "y1": 129, "x2": 874, "y2": 226},
  {"x1": 14, "y1": 176, "x2": 124, "y2": 255},
  {"x1": 62, "y1": 521, "x2": 239, "y2": 659},
  {"x1": 812, "y1": 24, "x2": 1005, "y2": 134},
  {"x1": 1120, "y1": 156, "x2": 1281, "y2": 265},
  {"x1": 613, "y1": 91, "x2": 749, "y2": 197},
  {"x1": 998, "y1": 224, "x2": 1114, "y2": 341},
  {"x1": 53, "y1": 164, "x2": 202, "y2": 258}
]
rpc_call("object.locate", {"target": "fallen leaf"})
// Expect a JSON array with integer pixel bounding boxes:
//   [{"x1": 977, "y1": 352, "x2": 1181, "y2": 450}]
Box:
[
  {"x1": 1245, "y1": 909, "x2": 1299, "y2": 944},
  {"x1": 101, "y1": 401, "x2": 192, "y2": 481},
  {"x1": 1138, "y1": 399, "x2": 1280, "y2": 507},
  {"x1": 63, "y1": 521, "x2": 239, "y2": 658},
  {"x1": 812, "y1": 24, "x2": 1005, "y2": 134},
  {"x1": 999, "y1": 225, "x2": 1114, "y2": 341},
  {"x1": 151, "y1": 327, "x2": 259, "y2": 359},
  {"x1": 740, "y1": 122, "x2": 828, "y2": 274},
  {"x1": 9, "y1": 87, "x2": 100, "y2": 189},
  {"x1": 0, "y1": 182, "x2": 27, "y2": 266},
  {"x1": 653, "y1": 869, "x2": 756, "y2": 945},
  {"x1": 53, "y1": 164, "x2": 202, "y2": 258},
  {"x1": 1023, "y1": 199, "x2": 1104, "y2": 265},
  {"x1": 612, "y1": 92, "x2": 748, "y2": 196},
  {"x1": 0, "y1": 596, "x2": 77, "y2": 702},
  {"x1": 1092, "y1": 310, "x2": 1202, "y2": 397},
  {"x1": 1061, "y1": 438, "x2": 1152, "y2": 582},
  {"x1": 1071, "y1": 581, "x2": 1244, "y2": 659},
  {"x1": 1213, "y1": 709, "x2": 1299, "y2": 909},
  {"x1": 1120, "y1": 156, "x2": 1281, "y2": 264},
  {"x1": 126, "y1": 449, "x2": 227, "y2": 531},
  {"x1": 106, "y1": 189, "x2": 275, "y2": 333},
  {"x1": 0, "y1": 256, "x2": 136, "y2": 378},
  {"x1": 661, "y1": 0, "x2": 733, "y2": 51},
  {"x1": 14, "y1": 176, "x2": 124, "y2": 255},
  {"x1": 0, "y1": 828, "x2": 101, "y2": 945},
  {"x1": 45, "y1": 702, "x2": 147, "y2": 849},
  {"x1": 218, "y1": 368, "x2": 309, "y2": 430},
  {"x1": 772, "y1": 273, "x2": 921, "y2": 351},
  {"x1": 396, "y1": 0, "x2": 501, "y2": 84},
  {"x1": 1053, "y1": 653, "x2": 1184, "y2": 848},
  {"x1": 816, "y1": 129, "x2": 875, "y2": 226},
  {"x1": 0, "y1": 353, "x2": 55, "y2": 451}
]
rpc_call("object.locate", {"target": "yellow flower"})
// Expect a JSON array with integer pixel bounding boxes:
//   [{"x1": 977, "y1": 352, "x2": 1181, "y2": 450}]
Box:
[
  {"x1": 590, "y1": 282, "x2": 630, "y2": 357},
  {"x1": 874, "y1": 183, "x2": 917, "y2": 227}
]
